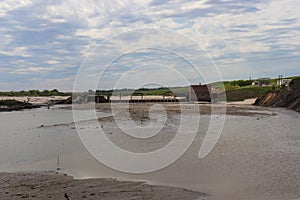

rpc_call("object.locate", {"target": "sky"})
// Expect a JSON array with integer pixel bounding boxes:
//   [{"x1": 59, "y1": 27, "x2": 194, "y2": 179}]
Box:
[{"x1": 0, "y1": 0, "x2": 300, "y2": 91}]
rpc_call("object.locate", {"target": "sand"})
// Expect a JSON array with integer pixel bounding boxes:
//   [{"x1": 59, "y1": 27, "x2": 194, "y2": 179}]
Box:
[
  {"x1": 227, "y1": 98, "x2": 257, "y2": 105},
  {"x1": 0, "y1": 172, "x2": 208, "y2": 200},
  {"x1": 0, "y1": 102, "x2": 299, "y2": 200}
]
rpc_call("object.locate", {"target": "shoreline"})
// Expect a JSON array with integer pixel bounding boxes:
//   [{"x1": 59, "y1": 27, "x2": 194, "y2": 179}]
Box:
[
  {"x1": 0, "y1": 96, "x2": 71, "y2": 112},
  {"x1": 0, "y1": 96, "x2": 299, "y2": 114},
  {"x1": 0, "y1": 96, "x2": 70, "y2": 105},
  {"x1": 0, "y1": 171, "x2": 209, "y2": 200}
]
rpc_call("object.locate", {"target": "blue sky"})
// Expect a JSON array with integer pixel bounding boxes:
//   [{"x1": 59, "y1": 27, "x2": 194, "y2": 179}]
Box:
[{"x1": 0, "y1": 0, "x2": 300, "y2": 91}]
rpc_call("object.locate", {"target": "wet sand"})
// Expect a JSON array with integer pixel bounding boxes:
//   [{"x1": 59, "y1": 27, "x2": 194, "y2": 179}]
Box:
[
  {"x1": 0, "y1": 103, "x2": 299, "y2": 200},
  {"x1": 0, "y1": 172, "x2": 208, "y2": 200}
]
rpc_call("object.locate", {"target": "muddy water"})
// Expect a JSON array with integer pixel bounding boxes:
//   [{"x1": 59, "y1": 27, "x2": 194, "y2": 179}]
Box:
[{"x1": 0, "y1": 105, "x2": 299, "y2": 200}]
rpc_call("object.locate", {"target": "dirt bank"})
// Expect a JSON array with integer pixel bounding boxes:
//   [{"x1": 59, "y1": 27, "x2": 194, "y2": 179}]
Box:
[
  {"x1": 254, "y1": 77, "x2": 300, "y2": 112},
  {"x1": 0, "y1": 100, "x2": 40, "y2": 112},
  {"x1": 0, "y1": 172, "x2": 209, "y2": 200}
]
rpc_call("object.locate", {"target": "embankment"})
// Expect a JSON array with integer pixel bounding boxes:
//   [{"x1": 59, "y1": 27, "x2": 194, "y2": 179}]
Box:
[
  {"x1": 254, "y1": 77, "x2": 300, "y2": 112},
  {"x1": 0, "y1": 99, "x2": 40, "y2": 112}
]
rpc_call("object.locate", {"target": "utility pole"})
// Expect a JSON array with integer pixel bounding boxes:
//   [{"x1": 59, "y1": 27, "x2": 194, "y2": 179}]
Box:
[{"x1": 278, "y1": 75, "x2": 283, "y2": 86}]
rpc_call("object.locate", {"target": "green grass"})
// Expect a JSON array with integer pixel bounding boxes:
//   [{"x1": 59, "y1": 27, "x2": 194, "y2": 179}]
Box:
[
  {"x1": 139, "y1": 87, "x2": 188, "y2": 96},
  {"x1": 96, "y1": 86, "x2": 189, "y2": 97},
  {"x1": 0, "y1": 90, "x2": 70, "y2": 97},
  {"x1": 210, "y1": 81, "x2": 230, "y2": 90},
  {"x1": 291, "y1": 76, "x2": 300, "y2": 88},
  {"x1": 222, "y1": 86, "x2": 276, "y2": 101}
]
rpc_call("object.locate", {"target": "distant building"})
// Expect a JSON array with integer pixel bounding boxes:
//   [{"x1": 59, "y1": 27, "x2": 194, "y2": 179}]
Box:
[
  {"x1": 277, "y1": 79, "x2": 292, "y2": 86},
  {"x1": 252, "y1": 81, "x2": 260, "y2": 86},
  {"x1": 188, "y1": 84, "x2": 211, "y2": 102},
  {"x1": 87, "y1": 95, "x2": 110, "y2": 103},
  {"x1": 252, "y1": 78, "x2": 270, "y2": 86}
]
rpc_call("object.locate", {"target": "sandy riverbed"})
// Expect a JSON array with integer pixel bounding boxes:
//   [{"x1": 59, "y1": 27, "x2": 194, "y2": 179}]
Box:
[
  {"x1": 0, "y1": 172, "x2": 208, "y2": 200},
  {"x1": 0, "y1": 103, "x2": 299, "y2": 200}
]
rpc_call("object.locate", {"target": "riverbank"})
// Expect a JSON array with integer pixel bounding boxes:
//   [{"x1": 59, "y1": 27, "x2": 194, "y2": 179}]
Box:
[
  {"x1": 254, "y1": 77, "x2": 300, "y2": 112},
  {"x1": 0, "y1": 96, "x2": 71, "y2": 112},
  {"x1": 0, "y1": 96, "x2": 70, "y2": 105},
  {"x1": 0, "y1": 99, "x2": 40, "y2": 112},
  {"x1": 0, "y1": 172, "x2": 208, "y2": 200}
]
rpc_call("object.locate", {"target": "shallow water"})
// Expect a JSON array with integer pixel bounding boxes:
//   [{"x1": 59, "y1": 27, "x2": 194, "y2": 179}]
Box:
[{"x1": 0, "y1": 105, "x2": 299, "y2": 200}]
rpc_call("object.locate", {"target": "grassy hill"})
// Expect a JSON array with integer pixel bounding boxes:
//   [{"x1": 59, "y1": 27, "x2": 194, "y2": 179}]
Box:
[
  {"x1": 1, "y1": 76, "x2": 298, "y2": 102},
  {"x1": 96, "y1": 86, "x2": 188, "y2": 97},
  {"x1": 220, "y1": 86, "x2": 276, "y2": 101},
  {"x1": 217, "y1": 77, "x2": 300, "y2": 101},
  {"x1": 74, "y1": 75, "x2": 300, "y2": 102}
]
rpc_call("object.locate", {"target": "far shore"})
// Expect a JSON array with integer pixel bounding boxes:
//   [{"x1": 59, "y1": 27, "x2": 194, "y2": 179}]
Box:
[
  {"x1": 0, "y1": 95, "x2": 257, "y2": 105},
  {"x1": 0, "y1": 96, "x2": 70, "y2": 105}
]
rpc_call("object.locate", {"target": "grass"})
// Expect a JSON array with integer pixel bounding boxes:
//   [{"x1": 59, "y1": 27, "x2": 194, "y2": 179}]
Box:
[
  {"x1": 96, "y1": 76, "x2": 300, "y2": 102},
  {"x1": 210, "y1": 81, "x2": 230, "y2": 90},
  {"x1": 138, "y1": 87, "x2": 188, "y2": 96},
  {"x1": 97, "y1": 86, "x2": 189, "y2": 97},
  {"x1": 0, "y1": 90, "x2": 70, "y2": 97},
  {"x1": 211, "y1": 76, "x2": 300, "y2": 101},
  {"x1": 291, "y1": 76, "x2": 300, "y2": 88},
  {"x1": 223, "y1": 86, "x2": 276, "y2": 101}
]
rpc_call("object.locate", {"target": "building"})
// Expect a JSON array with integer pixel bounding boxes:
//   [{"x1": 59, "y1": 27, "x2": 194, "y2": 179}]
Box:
[
  {"x1": 188, "y1": 84, "x2": 211, "y2": 102},
  {"x1": 87, "y1": 95, "x2": 110, "y2": 103},
  {"x1": 277, "y1": 79, "x2": 292, "y2": 86},
  {"x1": 252, "y1": 81, "x2": 260, "y2": 86}
]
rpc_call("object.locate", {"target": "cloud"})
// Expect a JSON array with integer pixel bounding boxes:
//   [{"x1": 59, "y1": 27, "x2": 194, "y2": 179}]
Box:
[
  {"x1": 0, "y1": 0, "x2": 299, "y2": 90},
  {"x1": 0, "y1": 0, "x2": 32, "y2": 17}
]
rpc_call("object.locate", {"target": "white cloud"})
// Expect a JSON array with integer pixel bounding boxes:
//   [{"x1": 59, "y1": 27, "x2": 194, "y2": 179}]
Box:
[
  {"x1": 14, "y1": 66, "x2": 56, "y2": 74},
  {"x1": 0, "y1": 0, "x2": 32, "y2": 17},
  {"x1": 45, "y1": 60, "x2": 60, "y2": 65},
  {"x1": 0, "y1": 0, "x2": 300, "y2": 90},
  {"x1": 0, "y1": 34, "x2": 13, "y2": 49},
  {"x1": 0, "y1": 46, "x2": 32, "y2": 57}
]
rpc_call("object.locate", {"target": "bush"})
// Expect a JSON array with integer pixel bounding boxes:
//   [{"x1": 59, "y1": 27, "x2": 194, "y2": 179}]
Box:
[
  {"x1": 0, "y1": 89, "x2": 70, "y2": 97},
  {"x1": 231, "y1": 80, "x2": 252, "y2": 87}
]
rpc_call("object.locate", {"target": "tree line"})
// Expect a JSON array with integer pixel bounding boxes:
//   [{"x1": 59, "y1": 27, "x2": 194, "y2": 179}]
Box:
[{"x1": 0, "y1": 89, "x2": 70, "y2": 97}]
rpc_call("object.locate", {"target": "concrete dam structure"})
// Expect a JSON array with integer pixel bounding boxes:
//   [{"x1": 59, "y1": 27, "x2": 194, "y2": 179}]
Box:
[
  {"x1": 89, "y1": 95, "x2": 186, "y2": 103},
  {"x1": 85, "y1": 84, "x2": 213, "y2": 103}
]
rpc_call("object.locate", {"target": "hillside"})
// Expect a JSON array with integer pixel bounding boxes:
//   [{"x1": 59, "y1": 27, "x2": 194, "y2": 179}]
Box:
[
  {"x1": 218, "y1": 86, "x2": 275, "y2": 101},
  {"x1": 254, "y1": 77, "x2": 300, "y2": 112},
  {"x1": 2, "y1": 76, "x2": 299, "y2": 103}
]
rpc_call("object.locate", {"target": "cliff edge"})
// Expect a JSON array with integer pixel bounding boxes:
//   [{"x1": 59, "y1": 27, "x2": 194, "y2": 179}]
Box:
[{"x1": 254, "y1": 77, "x2": 300, "y2": 112}]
